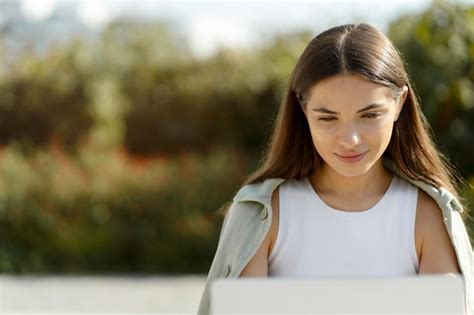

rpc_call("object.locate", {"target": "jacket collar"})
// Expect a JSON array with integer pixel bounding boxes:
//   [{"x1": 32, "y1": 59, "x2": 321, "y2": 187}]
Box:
[{"x1": 232, "y1": 157, "x2": 463, "y2": 213}]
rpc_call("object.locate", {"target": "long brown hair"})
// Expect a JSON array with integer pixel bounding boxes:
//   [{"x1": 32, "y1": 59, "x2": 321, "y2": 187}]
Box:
[{"x1": 225, "y1": 23, "x2": 468, "y2": 219}]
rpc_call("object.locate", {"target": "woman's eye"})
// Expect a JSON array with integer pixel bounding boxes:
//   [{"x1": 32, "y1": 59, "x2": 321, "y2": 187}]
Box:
[
  {"x1": 362, "y1": 112, "x2": 380, "y2": 119},
  {"x1": 317, "y1": 113, "x2": 380, "y2": 122},
  {"x1": 318, "y1": 116, "x2": 336, "y2": 121}
]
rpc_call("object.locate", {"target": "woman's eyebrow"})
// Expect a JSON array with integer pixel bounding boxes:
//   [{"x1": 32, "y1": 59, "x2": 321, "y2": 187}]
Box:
[{"x1": 312, "y1": 103, "x2": 385, "y2": 114}]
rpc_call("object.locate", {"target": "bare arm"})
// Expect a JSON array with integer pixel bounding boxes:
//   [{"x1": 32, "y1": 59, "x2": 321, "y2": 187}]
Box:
[
  {"x1": 238, "y1": 187, "x2": 279, "y2": 277},
  {"x1": 417, "y1": 190, "x2": 461, "y2": 274}
]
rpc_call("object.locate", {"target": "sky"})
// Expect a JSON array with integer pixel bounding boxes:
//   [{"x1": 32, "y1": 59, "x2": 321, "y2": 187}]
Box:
[{"x1": 17, "y1": 0, "x2": 472, "y2": 59}]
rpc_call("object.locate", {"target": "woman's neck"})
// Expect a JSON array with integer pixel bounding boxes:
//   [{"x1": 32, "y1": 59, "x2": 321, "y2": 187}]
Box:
[{"x1": 309, "y1": 159, "x2": 393, "y2": 197}]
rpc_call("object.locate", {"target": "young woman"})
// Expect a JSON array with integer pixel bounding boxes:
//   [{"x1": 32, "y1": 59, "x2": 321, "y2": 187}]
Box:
[{"x1": 198, "y1": 23, "x2": 473, "y2": 315}]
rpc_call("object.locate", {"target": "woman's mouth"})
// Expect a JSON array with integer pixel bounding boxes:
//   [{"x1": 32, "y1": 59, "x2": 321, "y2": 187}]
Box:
[{"x1": 335, "y1": 151, "x2": 368, "y2": 164}]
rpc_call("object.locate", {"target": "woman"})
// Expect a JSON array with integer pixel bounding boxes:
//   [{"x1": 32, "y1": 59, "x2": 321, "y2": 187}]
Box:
[{"x1": 198, "y1": 23, "x2": 473, "y2": 315}]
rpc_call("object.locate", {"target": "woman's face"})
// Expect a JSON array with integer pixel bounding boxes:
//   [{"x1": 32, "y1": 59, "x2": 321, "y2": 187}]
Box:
[{"x1": 302, "y1": 74, "x2": 407, "y2": 177}]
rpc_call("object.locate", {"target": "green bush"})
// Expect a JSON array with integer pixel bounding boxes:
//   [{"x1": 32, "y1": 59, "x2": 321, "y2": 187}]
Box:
[
  {"x1": 0, "y1": 41, "x2": 94, "y2": 153},
  {"x1": 0, "y1": 143, "x2": 248, "y2": 273}
]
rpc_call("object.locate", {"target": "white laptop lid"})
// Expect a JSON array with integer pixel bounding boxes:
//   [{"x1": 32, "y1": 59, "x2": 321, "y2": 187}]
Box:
[{"x1": 210, "y1": 274, "x2": 465, "y2": 314}]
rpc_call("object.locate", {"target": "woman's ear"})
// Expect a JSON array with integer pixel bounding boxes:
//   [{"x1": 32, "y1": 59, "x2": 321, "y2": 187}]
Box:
[
  {"x1": 395, "y1": 86, "x2": 408, "y2": 121},
  {"x1": 400, "y1": 85, "x2": 408, "y2": 103}
]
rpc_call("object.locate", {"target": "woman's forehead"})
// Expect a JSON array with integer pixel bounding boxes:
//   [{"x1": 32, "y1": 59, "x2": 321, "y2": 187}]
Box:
[{"x1": 307, "y1": 75, "x2": 394, "y2": 107}]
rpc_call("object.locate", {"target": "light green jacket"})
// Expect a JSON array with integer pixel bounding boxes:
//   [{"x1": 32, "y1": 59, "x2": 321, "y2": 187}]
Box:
[{"x1": 198, "y1": 158, "x2": 474, "y2": 315}]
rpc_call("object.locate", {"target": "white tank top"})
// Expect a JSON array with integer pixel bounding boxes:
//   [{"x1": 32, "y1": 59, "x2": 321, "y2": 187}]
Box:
[{"x1": 268, "y1": 175, "x2": 420, "y2": 278}]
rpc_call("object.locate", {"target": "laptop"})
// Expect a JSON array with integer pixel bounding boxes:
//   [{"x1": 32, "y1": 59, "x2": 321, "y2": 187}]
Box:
[{"x1": 210, "y1": 274, "x2": 465, "y2": 314}]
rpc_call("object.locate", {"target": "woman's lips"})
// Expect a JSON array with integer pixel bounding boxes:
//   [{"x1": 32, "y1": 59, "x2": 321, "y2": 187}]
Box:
[{"x1": 335, "y1": 151, "x2": 368, "y2": 164}]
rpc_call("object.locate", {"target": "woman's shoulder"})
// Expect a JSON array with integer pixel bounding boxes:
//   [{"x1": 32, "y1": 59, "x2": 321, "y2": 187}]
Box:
[
  {"x1": 416, "y1": 187, "x2": 462, "y2": 273},
  {"x1": 395, "y1": 175, "x2": 444, "y2": 229},
  {"x1": 415, "y1": 187, "x2": 445, "y2": 238}
]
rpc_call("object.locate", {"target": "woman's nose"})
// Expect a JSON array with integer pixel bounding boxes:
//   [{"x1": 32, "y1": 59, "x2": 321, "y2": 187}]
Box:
[{"x1": 338, "y1": 125, "x2": 361, "y2": 148}]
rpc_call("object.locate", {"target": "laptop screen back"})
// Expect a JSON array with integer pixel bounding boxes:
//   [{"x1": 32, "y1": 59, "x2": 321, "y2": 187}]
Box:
[{"x1": 210, "y1": 274, "x2": 465, "y2": 314}]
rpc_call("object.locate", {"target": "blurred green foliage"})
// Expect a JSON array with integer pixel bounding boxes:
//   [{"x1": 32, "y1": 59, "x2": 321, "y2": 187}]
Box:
[
  {"x1": 0, "y1": 1, "x2": 472, "y2": 273},
  {"x1": 0, "y1": 41, "x2": 94, "y2": 153},
  {"x1": 389, "y1": 1, "x2": 474, "y2": 178},
  {"x1": 0, "y1": 143, "x2": 248, "y2": 273}
]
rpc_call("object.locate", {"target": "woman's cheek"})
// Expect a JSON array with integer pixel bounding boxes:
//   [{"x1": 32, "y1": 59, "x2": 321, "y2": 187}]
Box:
[
  {"x1": 361, "y1": 122, "x2": 383, "y2": 132},
  {"x1": 311, "y1": 122, "x2": 338, "y2": 135},
  {"x1": 360, "y1": 118, "x2": 390, "y2": 131}
]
